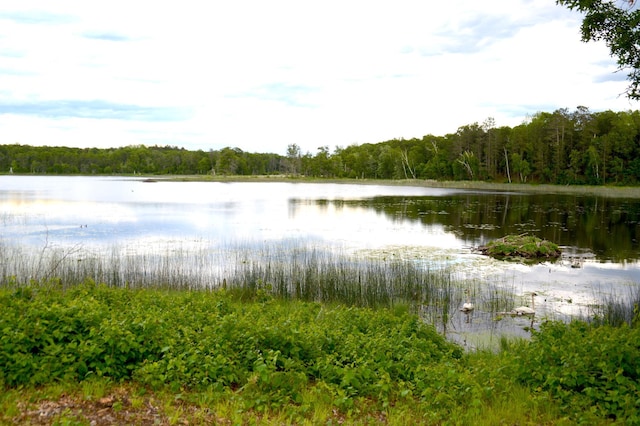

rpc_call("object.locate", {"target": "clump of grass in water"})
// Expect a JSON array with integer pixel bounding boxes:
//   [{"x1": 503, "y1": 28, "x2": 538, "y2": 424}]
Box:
[
  {"x1": 0, "y1": 242, "x2": 217, "y2": 290},
  {"x1": 591, "y1": 285, "x2": 640, "y2": 327},
  {"x1": 222, "y1": 247, "x2": 455, "y2": 309}
]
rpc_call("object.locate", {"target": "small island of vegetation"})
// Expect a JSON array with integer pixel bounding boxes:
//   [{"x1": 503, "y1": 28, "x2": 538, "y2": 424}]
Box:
[{"x1": 478, "y1": 234, "x2": 561, "y2": 260}]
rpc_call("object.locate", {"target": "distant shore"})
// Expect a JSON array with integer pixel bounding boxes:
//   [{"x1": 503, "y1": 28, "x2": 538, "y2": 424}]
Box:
[
  {"x1": 5, "y1": 172, "x2": 640, "y2": 198},
  {"x1": 143, "y1": 174, "x2": 640, "y2": 198}
]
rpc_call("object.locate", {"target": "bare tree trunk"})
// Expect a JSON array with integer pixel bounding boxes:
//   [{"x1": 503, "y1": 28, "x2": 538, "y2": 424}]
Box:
[
  {"x1": 504, "y1": 147, "x2": 511, "y2": 183},
  {"x1": 456, "y1": 151, "x2": 476, "y2": 180},
  {"x1": 400, "y1": 149, "x2": 417, "y2": 179}
]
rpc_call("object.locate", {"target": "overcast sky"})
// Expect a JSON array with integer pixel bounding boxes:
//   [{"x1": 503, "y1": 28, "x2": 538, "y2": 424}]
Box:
[{"x1": 0, "y1": 1, "x2": 637, "y2": 155}]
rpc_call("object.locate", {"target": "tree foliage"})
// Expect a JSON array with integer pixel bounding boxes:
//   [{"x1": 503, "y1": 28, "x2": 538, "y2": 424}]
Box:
[
  {"x1": 557, "y1": 0, "x2": 640, "y2": 99},
  {"x1": 2, "y1": 107, "x2": 640, "y2": 185}
]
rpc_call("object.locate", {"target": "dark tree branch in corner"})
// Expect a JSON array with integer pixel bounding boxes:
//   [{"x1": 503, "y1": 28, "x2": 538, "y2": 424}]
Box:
[{"x1": 557, "y1": 0, "x2": 640, "y2": 99}]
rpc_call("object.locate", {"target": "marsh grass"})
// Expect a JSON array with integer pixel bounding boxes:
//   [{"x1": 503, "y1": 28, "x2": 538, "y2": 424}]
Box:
[
  {"x1": 482, "y1": 286, "x2": 515, "y2": 318},
  {"x1": 591, "y1": 284, "x2": 640, "y2": 327},
  {"x1": 0, "y1": 239, "x2": 497, "y2": 338},
  {"x1": 0, "y1": 240, "x2": 458, "y2": 309},
  {"x1": 3, "y1": 237, "x2": 639, "y2": 335}
]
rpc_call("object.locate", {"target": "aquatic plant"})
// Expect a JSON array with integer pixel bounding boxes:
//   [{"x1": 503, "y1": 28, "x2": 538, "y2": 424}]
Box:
[
  {"x1": 0, "y1": 241, "x2": 456, "y2": 309},
  {"x1": 591, "y1": 285, "x2": 640, "y2": 327},
  {"x1": 2, "y1": 237, "x2": 638, "y2": 347}
]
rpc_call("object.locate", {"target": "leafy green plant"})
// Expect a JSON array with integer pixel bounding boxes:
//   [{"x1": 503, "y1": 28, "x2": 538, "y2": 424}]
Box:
[
  {"x1": 1, "y1": 282, "x2": 461, "y2": 409},
  {"x1": 3, "y1": 281, "x2": 640, "y2": 423},
  {"x1": 504, "y1": 320, "x2": 640, "y2": 423}
]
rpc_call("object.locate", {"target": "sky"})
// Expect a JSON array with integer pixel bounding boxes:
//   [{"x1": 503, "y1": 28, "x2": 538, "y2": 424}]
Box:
[{"x1": 0, "y1": 1, "x2": 638, "y2": 155}]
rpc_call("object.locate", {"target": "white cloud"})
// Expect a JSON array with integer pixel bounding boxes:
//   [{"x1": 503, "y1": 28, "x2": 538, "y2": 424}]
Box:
[{"x1": 0, "y1": 0, "x2": 636, "y2": 154}]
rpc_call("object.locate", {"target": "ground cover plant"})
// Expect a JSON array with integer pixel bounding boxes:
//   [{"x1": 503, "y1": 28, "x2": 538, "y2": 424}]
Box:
[{"x1": 1, "y1": 280, "x2": 639, "y2": 424}]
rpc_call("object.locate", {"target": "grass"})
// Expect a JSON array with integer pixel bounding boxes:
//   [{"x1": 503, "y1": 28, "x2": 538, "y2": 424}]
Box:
[
  {"x1": 0, "y1": 379, "x2": 568, "y2": 425},
  {"x1": 479, "y1": 234, "x2": 561, "y2": 260},
  {"x1": 0, "y1": 282, "x2": 638, "y2": 424},
  {"x1": 2, "y1": 238, "x2": 637, "y2": 340},
  {"x1": 591, "y1": 285, "x2": 640, "y2": 327},
  {"x1": 0, "y1": 240, "x2": 459, "y2": 310}
]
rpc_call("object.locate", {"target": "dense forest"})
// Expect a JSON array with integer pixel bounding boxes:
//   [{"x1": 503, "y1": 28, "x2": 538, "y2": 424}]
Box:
[{"x1": 2, "y1": 107, "x2": 640, "y2": 185}]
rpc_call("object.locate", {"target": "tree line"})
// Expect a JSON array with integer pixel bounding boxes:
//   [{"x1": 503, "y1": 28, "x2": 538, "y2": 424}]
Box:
[{"x1": 2, "y1": 107, "x2": 640, "y2": 185}]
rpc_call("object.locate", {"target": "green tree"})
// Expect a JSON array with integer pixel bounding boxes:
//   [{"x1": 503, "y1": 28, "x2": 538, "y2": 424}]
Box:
[
  {"x1": 286, "y1": 144, "x2": 302, "y2": 176},
  {"x1": 511, "y1": 152, "x2": 531, "y2": 183},
  {"x1": 216, "y1": 147, "x2": 248, "y2": 175},
  {"x1": 197, "y1": 157, "x2": 211, "y2": 174},
  {"x1": 557, "y1": 0, "x2": 640, "y2": 99},
  {"x1": 376, "y1": 145, "x2": 397, "y2": 179},
  {"x1": 423, "y1": 136, "x2": 451, "y2": 180},
  {"x1": 307, "y1": 146, "x2": 337, "y2": 177},
  {"x1": 586, "y1": 144, "x2": 602, "y2": 183},
  {"x1": 482, "y1": 117, "x2": 499, "y2": 178},
  {"x1": 569, "y1": 149, "x2": 584, "y2": 183}
]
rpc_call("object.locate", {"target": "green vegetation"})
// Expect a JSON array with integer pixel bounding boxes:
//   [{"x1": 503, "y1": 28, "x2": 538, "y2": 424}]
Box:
[
  {"x1": 595, "y1": 285, "x2": 640, "y2": 328},
  {"x1": 1, "y1": 281, "x2": 639, "y2": 424},
  {"x1": 3, "y1": 107, "x2": 640, "y2": 185},
  {"x1": 557, "y1": 0, "x2": 640, "y2": 100},
  {"x1": 0, "y1": 242, "x2": 455, "y2": 313},
  {"x1": 479, "y1": 234, "x2": 561, "y2": 260}
]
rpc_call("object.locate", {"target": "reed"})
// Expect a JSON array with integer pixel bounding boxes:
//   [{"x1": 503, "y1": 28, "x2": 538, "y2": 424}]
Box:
[
  {"x1": 592, "y1": 285, "x2": 640, "y2": 327},
  {"x1": 220, "y1": 246, "x2": 456, "y2": 309},
  {"x1": 0, "y1": 240, "x2": 457, "y2": 309},
  {"x1": 4, "y1": 238, "x2": 638, "y2": 332}
]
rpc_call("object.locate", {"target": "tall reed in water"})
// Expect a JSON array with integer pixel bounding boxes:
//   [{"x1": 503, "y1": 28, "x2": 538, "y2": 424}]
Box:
[
  {"x1": 592, "y1": 285, "x2": 640, "y2": 327},
  {"x1": 0, "y1": 240, "x2": 455, "y2": 309},
  {"x1": 219, "y1": 246, "x2": 454, "y2": 309}
]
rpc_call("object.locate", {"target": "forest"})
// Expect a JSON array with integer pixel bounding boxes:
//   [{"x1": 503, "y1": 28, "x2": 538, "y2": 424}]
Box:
[{"x1": 2, "y1": 107, "x2": 640, "y2": 185}]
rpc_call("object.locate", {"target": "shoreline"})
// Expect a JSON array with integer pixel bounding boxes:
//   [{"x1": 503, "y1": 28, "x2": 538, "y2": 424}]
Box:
[
  {"x1": 5, "y1": 172, "x2": 640, "y2": 197},
  {"x1": 150, "y1": 174, "x2": 640, "y2": 198}
]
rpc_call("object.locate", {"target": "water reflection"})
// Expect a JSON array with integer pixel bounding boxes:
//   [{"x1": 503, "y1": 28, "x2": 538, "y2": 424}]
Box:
[
  {"x1": 0, "y1": 176, "x2": 464, "y2": 252},
  {"x1": 0, "y1": 176, "x2": 640, "y2": 266},
  {"x1": 318, "y1": 193, "x2": 640, "y2": 262},
  {"x1": 3, "y1": 176, "x2": 640, "y2": 265}
]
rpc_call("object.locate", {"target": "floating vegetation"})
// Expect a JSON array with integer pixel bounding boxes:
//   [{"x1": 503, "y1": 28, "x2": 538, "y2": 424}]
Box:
[
  {"x1": 478, "y1": 234, "x2": 561, "y2": 261},
  {"x1": 463, "y1": 223, "x2": 499, "y2": 230}
]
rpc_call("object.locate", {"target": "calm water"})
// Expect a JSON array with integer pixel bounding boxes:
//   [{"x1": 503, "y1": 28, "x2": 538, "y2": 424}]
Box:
[
  {"x1": 0, "y1": 176, "x2": 459, "y2": 250},
  {"x1": 2, "y1": 176, "x2": 639, "y2": 346}
]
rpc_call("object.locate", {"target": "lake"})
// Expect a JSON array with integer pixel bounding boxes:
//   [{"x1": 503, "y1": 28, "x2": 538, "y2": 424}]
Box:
[{"x1": 2, "y1": 175, "x2": 639, "y2": 348}]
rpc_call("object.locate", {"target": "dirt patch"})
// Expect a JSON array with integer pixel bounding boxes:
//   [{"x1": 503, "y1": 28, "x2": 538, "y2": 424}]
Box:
[{"x1": 11, "y1": 387, "x2": 227, "y2": 425}]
